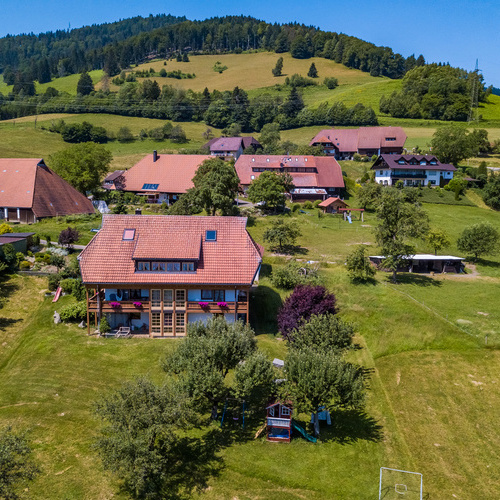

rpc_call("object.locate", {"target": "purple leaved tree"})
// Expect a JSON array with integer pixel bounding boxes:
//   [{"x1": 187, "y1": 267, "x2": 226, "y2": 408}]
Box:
[{"x1": 277, "y1": 285, "x2": 337, "y2": 340}]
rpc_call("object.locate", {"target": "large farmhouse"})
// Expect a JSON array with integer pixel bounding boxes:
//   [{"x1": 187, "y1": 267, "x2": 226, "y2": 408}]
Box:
[
  {"x1": 0, "y1": 158, "x2": 94, "y2": 223},
  {"x1": 371, "y1": 154, "x2": 456, "y2": 186},
  {"x1": 309, "y1": 126, "x2": 406, "y2": 159},
  {"x1": 103, "y1": 152, "x2": 211, "y2": 204},
  {"x1": 79, "y1": 215, "x2": 263, "y2": 337},
  {"x1": 235, "y1": 155, "x2": 344, "y2": 202}
]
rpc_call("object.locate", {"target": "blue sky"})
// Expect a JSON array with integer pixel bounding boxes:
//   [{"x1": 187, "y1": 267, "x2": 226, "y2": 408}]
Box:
[{"x1": 1, "y1": 0, "x2": 499, "y2": 85}]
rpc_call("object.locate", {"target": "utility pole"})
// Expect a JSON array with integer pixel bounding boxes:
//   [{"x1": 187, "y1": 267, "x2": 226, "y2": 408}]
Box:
[{"x1": 468, "y1": 59, "x2": 481, "y2": 123}]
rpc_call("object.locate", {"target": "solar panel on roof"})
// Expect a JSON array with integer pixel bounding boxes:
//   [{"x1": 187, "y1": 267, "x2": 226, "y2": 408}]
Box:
[{"x1": 141, "y1": 183, "x2": 159, "y2": 190}]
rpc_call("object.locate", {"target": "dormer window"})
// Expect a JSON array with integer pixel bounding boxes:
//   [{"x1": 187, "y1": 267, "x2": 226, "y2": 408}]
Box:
[
  {"x1": 206, "y1": 230, "x2": 217, "y2": 241},
  {"x1": 123, "y1": 229, "x2": 135, "y2": 240},
  {"x1": 398, "y1": 160, "x2": 405, "y2": 165},
  {"x1": 136, "y1": 261, "x2": 195, "y2": 272}
]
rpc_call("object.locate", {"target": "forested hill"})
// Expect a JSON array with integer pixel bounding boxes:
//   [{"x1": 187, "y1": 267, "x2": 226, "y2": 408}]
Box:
[
  {"x1": 0, "y1": 14, "x2": 186, "y2": 82},
  {"x1": 0, "y1": 15, "x2": 423, "y2": 83}
]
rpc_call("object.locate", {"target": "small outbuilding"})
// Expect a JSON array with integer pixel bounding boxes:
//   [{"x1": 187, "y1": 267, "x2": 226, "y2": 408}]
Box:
[
  {"x1": 369, "y1": 254, "x2": 465, "y2": 274},
  {"x1": 0, "y1": 232, "x2": 35, "y2": 253},
  {"x1": 318, "y1": 196, "x2": 348, "y2": 213}
]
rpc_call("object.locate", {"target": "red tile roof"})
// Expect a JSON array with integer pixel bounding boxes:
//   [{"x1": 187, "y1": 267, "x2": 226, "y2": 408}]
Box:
[
  {"x1": 0, "y1": 158, "x2": 94, "y2": 217},
  {"x1": 318, "y1": 197, "x2": 348, "y2": 208},
  {"x1": 79, "y1": 215, "x2": 262, "y2": 286},
  {"x1": 117, "y1": 154, "x2": 212, "y2": 194},
  {"x1": 234, "y1": 155, "x2": 344, "y2": 189},
  {"x1": 310, "y1": 127, "x2": 406, "y2": 152}
]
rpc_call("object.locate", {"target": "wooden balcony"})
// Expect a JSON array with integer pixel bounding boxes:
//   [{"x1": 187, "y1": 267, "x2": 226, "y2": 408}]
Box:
[
  {"x1": 87, "y1": 300, "x2": 151, "y2": 313},
  {"x1": 186, "y1": 301, "x2": 248, "y2": 314}
]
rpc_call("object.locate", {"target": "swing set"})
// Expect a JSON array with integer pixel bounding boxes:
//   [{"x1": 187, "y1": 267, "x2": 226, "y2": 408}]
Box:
[{"x1": 220, "y1": 398, "x2": 246, "y2": 429}]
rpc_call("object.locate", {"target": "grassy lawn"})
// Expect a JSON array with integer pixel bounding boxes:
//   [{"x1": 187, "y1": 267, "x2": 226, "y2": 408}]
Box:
[
  {"x1": 2, "y1": 196, "x2": 500, "y2": 497},
  {"x1": 0, "y1": 114, "x2": 221, "y2": 170},
  {"x1": 11, "y1": 214, "x2": 102, "y2": 246}
]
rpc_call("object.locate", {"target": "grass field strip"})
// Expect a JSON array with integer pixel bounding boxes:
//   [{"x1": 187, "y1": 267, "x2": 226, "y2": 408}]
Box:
[{"x1": 384, "y1": 282, "x2": 478, "y2": 340}]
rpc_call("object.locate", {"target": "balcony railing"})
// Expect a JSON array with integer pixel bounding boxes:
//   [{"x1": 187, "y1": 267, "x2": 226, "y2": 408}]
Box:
[
  {"x1": 391, "y1": 172, "x2": 426, "y2": 179},
  {"x1": 186, "y1": 301, "x2": 247, "y2": 313},
  {"x1": 87, "y1": 300, "x2": 150, "y2": 313},
  {"x1": 88, "y1": 299, "x2": 248, "y2": 314}
]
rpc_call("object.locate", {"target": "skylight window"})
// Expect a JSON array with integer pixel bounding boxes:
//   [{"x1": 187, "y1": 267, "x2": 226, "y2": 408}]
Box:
[
  {"x1": 123, "y1": 229, "x2": 136, "y2": 241},
  {"x1": 206, "y1": 230, "x2": 217, "y2": 241},
  {"x1": 142, "y1": 183, "x2": 159, "y2": 190}
]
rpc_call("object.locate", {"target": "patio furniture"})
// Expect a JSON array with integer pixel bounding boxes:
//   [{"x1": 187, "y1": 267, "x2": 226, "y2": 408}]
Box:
[{"x1": 116, "y1": 326, "x2": 132, "y2": 338}]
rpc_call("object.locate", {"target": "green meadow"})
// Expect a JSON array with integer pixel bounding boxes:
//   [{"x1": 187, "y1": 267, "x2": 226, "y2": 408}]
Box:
[{"x1": 2, "y1": 193, "x2": 500, "y2": 498}]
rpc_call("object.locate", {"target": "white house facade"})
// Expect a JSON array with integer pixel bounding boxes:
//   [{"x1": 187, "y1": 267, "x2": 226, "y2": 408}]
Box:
[{"x1": 371, "y1": 154, "x2": 456, "y2": 187}]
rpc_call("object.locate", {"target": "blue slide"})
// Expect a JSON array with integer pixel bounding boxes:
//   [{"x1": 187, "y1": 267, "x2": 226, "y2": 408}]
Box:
[{"x1": 292, "y1": 420, "x2": 317, "y2": 443}]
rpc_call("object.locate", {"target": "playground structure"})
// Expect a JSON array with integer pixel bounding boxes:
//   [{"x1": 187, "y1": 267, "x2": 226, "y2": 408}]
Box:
[
  {"x1": 339, "y1": 207, "x2": 365, "y2": 223},
  {"x1": 220, "y1": 398, "x2": 246, "y2": 429},
  {"x1": 266, "y1": 401, "x2": 317, "y2": 443},
  {"x1": 52, "y1": 287, "x2": 62, "y2": 302}
]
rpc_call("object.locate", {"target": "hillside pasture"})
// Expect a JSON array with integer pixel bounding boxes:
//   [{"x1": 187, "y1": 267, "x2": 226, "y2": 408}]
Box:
[
  {"x1": 0, "y1": 70, "x2": 103, "y2": 96},
  {"x1": 110, "y1": 52, "x2": 377, "y2": 93}
]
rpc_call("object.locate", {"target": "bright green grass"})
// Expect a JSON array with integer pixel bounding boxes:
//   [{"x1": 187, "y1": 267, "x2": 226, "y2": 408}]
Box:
[
  {"x1": 3, "y1": 196, "x2": 500, "y2": 498},
  {"x1": 12, "y1": 214, "x2": 102, "y2": 246},
  {"x1": 0, "y1": 114, "x2": 221, "y2": 170},
  {"x1": 0, "y1": 71, "x2": 103, "y2": 96}
]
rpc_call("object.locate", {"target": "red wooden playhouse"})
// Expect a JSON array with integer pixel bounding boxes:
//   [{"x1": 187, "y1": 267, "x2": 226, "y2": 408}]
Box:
[{"x1": 266, "y1": 401, "x2": 293, "y2": 442}]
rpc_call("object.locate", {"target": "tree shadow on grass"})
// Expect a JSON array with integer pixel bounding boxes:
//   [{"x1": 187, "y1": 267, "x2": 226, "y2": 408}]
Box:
[
  {"x1": 162, "y1": 416, "x2": 268, "y2": 499},
  {"x1": 351, "y1": 276, "x2": 378, "y2": 287},
  {"x1": 0, "y1": 317, "x2": 22, "y2": 331},
  {"x1": 0, "y1": 274, "x2": 18, "y2": 309},
  {"x1": 250, "y1": 285, "x2": 282, "y2": 335},
  {"x1": 314, "y1": 409, "x2": 384, "y2": 445},
  {"x1": 386, "y1": 273, "x2": 442, "y2": 287},
  {"x1": 271, "y1": 245, "x2": 309, "y2": 256},
  {"x1": 476, "y1": 257, "x2": 500, "y2": 269},
  {"x1": 161, "y1": 429, "x2": 225, "y2": 499}
]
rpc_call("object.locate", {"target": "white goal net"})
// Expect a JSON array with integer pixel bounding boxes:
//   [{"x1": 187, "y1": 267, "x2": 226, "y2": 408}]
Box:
[{"x1": 379, "y1": 467, "x2": 423, "y2": 500}]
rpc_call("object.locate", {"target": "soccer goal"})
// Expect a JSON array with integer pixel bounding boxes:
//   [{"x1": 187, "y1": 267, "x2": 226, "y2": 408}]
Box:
[{"x1": 379, "y1": 467, "x2": 423, "y2": 500}]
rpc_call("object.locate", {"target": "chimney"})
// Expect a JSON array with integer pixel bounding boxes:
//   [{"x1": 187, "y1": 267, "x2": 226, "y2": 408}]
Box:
[{"x1": 153, "y1": 150, "x2": 158, "y2": 162}]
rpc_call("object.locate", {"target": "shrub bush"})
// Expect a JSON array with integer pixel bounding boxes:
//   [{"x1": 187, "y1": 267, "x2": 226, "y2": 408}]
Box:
[
  {"x1": 99, "y1": 315, "x2": 111, "y2": 333},
  {"x1": 59, "y1": 301, "x2": 87, "y2": 322},
  {"x1": 323, "y1": 76, "x2": 338, "y2": 89},
  {"x1": 303, "y1": 201, "x2": 313, "y2": 209},
  {"x1": 277, "y1": 285, "x2": 337, "y2": 339},
  {"x1": 271, "y1": 261, "x2": 321, "y2": 290},
  {"x1": 47, "y1": 274, "x2": 61, "y2": 291},
  {"x1": 59, "y1": 278, "x2": 86, "y2": 300},
  {"x1": 19, "y1": 260, "x2": 31, "y2": 270},
  {"x1": 291, "y1": 203, "x2": 301, "y2": 212},
  {"x1": 313, "y1": 200, "x2": 321, "y2": 208},
  {"x1": 353, "y1": 153, "x2": 362, "y2": 162}
]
